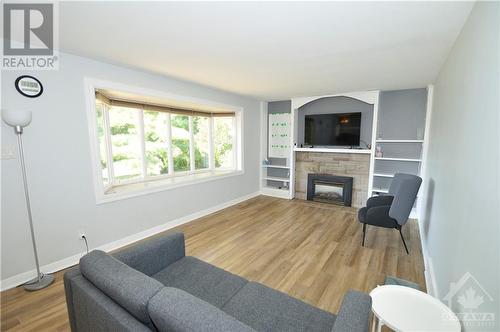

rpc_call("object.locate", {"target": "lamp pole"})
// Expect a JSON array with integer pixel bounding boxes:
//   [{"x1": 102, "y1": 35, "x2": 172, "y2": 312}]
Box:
[
  {"x1": 15, "y1": 125, "x2": 42, "y2": 284},
  {"x1": 2, "y1": 109, "x2": 54, "y2": 291}
]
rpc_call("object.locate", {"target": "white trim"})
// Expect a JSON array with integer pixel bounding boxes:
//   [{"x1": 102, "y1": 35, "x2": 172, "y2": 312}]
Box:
[
  {"x1": 289, "y1": 102, "x2": 296, "y2": 199},
  {"x1": 373, "y1": 173, "x2": 394, "y2": 178},
  {"x1": 291, "y1": 90, "x2": 379, "y2": 109},
  {"x1": 208, "y1": 116, "x2": 214, "y2": 169},
  {"x1": 262, "y1": 165, "x2": 289, "y2": 169},
  {"x1": 417, "y1": 85, "x2": 435, "y2": 297},
  {"x1": 376, "y1": 139, "x2": 424, "y2": 143},
  {"x1": 188, "y1": 116, "x2": 195, "y2": 171},
  {"x1": 166, "y1": 113, "x2": 174, "y2": 175},
  {"x1": 0, "y1": 191, "x2": 261, "y2": 291},
  {"x1": 264, "y1": 176, "x2": 290, "y2": 182},
  {"x1": 375, "y1": 157, "x2": 422, "y2": 162},
  {"x1": 259, "y1": 102, "x2": 267, "y2": 193},
  {"x1": 418, "y1": 85, "x2": 434, "y2": 220},
  {"x1": 367, "y1": 91, "x2": 380, "y2": 202},
  {"x1": 98, "y1": 170, "x2": 244, "y2": 204},
  {"x1": 293, "y1": 147, "x2": 371, "y2": 154},
  {"x1": 138, "y1": 109, "x2": 147, "y2": 177},
  {"x1": 261, "y1": 187, "x2": 290, "y2": 199}
]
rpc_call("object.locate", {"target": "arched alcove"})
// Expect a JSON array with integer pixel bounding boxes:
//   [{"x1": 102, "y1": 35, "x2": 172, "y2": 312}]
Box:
[{"x1": 296, "y1": 96, "x2": 374, "y2": 147}]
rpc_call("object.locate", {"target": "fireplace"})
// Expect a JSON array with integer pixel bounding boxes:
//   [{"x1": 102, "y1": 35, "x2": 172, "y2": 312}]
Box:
[{"x1": 307, "y1": 174, "x2": 353, "y2": 206}]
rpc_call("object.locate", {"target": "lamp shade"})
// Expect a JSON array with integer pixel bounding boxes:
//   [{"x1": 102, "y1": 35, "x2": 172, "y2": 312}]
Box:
[{"x1": 2, "y1": 109, "x2": 32, "y2": 128}]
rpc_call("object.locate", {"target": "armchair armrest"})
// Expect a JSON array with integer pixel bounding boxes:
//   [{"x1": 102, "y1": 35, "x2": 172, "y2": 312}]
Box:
[
  {"x1": 148, "y1": 287, "x2": 257, "y2": 332},
  {"x1": 113, "y1": 232, "x2": 185, "y2": 276},
  {"x1": 331, "y1": 290, "x2": 372, "y2": 332},
  {"x1": 366, "y1": 195, "x2": 394, "y2": 209}
]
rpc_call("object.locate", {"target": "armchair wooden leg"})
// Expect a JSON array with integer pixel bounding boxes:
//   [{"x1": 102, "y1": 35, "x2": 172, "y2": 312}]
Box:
[
  {"x1": 398, "y1": 226, "x2": 409, "y2": 254},
  {"x1": 362, "y1": 223, "x2": 367, "y2": 246}
]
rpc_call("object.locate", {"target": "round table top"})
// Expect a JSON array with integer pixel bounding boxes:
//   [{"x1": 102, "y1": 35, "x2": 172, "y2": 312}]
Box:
[{"x1": 370, "y1": 285, "x2": 461, "y2": 332}]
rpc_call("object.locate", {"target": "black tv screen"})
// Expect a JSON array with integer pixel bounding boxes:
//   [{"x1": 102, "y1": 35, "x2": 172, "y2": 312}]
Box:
[{"x1": 304, "y1": 112, "x2": 361, "y2": 146}]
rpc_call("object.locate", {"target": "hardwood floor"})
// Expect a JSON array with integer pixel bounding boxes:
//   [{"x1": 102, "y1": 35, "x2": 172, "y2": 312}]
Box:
[{"x1": 1, "y1": 196, "x2": 425, "y2": 331}]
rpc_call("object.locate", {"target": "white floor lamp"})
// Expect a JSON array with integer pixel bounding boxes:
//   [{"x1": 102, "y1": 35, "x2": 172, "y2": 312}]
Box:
[{"x1": 2, "y1": 109, "x2": 54, "y2": 291}]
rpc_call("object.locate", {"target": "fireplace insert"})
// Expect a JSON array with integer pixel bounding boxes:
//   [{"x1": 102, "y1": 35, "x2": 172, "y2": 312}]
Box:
[{"x1": 307, "y1": 174, "x2": 353, "y2": 206}]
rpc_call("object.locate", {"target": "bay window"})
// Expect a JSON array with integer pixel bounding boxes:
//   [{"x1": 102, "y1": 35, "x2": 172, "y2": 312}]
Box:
[{"x1": 93, "y1": 90, "x2": 239, "y2": 195}]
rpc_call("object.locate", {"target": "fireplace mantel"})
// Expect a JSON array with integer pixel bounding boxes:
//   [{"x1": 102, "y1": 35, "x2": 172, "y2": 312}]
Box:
[{"x1": 294, "y1": 147, "x2": 371, "y2": 154}]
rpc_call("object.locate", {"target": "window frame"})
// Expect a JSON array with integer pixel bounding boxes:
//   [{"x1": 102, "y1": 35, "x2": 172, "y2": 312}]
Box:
[{"x1": 85, "y1": 78, "x2": 244, "y2": 204}]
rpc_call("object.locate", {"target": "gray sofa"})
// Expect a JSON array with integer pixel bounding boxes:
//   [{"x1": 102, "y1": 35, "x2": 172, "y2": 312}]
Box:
[{"x1": 64, "y1": 232, "x2": 372, "y2": 332}]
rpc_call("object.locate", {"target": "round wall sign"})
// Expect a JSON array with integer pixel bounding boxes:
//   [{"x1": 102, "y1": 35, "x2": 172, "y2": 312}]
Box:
[{"x1": 15, "y1": 76, "x2": 43, "y2": 98}]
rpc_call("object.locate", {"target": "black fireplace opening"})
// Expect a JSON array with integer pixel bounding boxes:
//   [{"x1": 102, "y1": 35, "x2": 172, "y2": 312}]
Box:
[{"x1": 307, "y1": 174, "x2": 353, "y2": 206}]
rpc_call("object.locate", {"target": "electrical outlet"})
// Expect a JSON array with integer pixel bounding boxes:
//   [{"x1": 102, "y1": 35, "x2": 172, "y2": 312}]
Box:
[{"x1": 1, "y1": 146, "x2": 15, "y2": 159}]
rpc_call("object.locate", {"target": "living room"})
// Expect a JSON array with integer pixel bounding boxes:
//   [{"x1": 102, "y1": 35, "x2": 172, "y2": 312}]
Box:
[{"x1": 1, "y1": 1, "x2": 498, "y2": 332}]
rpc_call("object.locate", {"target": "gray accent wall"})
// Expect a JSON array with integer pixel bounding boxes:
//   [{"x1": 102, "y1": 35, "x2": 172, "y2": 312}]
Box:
[
  {"x1": 421, "y1": 2, "x2": 499, "y2": 330},
  {"x1": 296, "y1": 96, "x2": 373, "y2": 147},
  {"x1": 378, "y1": 89, "x2": 427, "y2": 140},
  {"x1": 1, "y1": 52, "x2": 261, "y2": 284}
]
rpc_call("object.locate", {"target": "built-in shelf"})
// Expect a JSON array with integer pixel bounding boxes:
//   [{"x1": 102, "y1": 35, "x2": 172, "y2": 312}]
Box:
[
  {"x1": 264, "y1": 176, "x2": 290, "y2": 182},
  {"x1": 294, "y1": 147, "x2": 371, "y2": 154},
  {"x1": 262, "y1": 165, "x2": 290, "y2": 169},
  {"x1": 373, "y1": 173, "x2": 394, "y2": 178},
  {"x1": 372, "y1": 188, "x2": 389, "y2": 194},
  {"x1": 375, "y1": 157, "x2": 422, "y2": 162},
  {"x1": 261, "y1": 186, "x2": 290, "y2": 199},
  {"x1": 376, "y1": 139, "x2": 424, "y2": 143}
]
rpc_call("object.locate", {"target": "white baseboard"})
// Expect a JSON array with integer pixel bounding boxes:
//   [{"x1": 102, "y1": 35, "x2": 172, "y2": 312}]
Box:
[
  {"x1": 423, "y1": 249, "x2": 438, "y2": 298},
  {"x1": 0, "y1": 191, "x2": 261, "y2": 291},
  {"x1": 417, "y1": 220, "x2": 438, "y2": 298}
]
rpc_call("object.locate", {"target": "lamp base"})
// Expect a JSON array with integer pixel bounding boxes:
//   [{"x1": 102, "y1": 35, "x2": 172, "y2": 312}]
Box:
[{"x1": 23, "y1": 273, "x2": 54, "y2": 291}]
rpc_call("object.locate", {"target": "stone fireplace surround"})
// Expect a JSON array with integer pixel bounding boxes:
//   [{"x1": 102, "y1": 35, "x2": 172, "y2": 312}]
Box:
[{"x1": 295, "y1": 151, "x2": 370, "y2": 208}]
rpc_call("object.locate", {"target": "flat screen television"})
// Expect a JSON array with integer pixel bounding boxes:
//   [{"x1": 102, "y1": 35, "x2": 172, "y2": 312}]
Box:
[{"x1": 304, "y1": 112, "x2": 361, "y2": 146}]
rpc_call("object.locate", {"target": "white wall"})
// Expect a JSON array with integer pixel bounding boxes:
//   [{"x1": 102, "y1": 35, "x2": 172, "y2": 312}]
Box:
[
  {"x1": 420, "y1": 1, "x2": 499, "y2": 328},
  {"x1": 1, "y1": 52, "x2": 261, "y2": 286}
]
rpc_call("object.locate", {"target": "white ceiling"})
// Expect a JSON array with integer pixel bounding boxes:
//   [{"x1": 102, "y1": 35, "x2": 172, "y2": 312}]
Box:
[{"x1": 59, "y1": 1, "x2": 474, "y2": 100}]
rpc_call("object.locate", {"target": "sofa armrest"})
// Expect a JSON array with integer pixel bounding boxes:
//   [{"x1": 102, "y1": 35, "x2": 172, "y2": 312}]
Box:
[
  {"x1": 148, "y1": 287, "x2": 257, "y2": 332},
  {"x1": 366, "y1": 195, "x2": 394, "y2": 209},
  {"x1": 113, "y1": 232, "x2": 185, "y2": 276},
  {"x1": 331, "y1": 290, "x2": 372, "y2": 332}
]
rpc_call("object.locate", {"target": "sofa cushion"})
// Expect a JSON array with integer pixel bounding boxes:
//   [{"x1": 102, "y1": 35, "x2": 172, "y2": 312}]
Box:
[
  {"x1": 222, "y1": 282, "x2": 336, "y2": 332},
  {"x1": 148, "y1": 287, "x2": 256, "y2": 332},
  {"x1": 79, "y1": 250, "x2": 163, "y2": 329},
  {"x1": 152, "y1": 256, "x2": 247, "y2": 308}
]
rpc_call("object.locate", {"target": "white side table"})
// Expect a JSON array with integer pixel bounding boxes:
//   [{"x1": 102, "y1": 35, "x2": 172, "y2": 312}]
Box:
[{"x1": 370, "y1": 285, "x2": 461, "y2": 332}]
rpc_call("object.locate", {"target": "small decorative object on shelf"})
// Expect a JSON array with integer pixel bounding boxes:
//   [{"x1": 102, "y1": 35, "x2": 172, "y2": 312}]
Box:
[
  {"x1": 263, "y1": 159, "x2": 271, "y2": 165},
  {"x1": 375, "y1": 146, "x2": 383, "y2": 158}
]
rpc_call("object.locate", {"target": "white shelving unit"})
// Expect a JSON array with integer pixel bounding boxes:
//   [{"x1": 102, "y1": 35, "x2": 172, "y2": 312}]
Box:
[
  {"x1": 260, "y1": 101, "x2": 293, "y2": 199},
  {"x1": 373, "y1": 173, "x2": 394, "y2": 178},
  {"x1": 264, "y1": 176, "x2": 290, "y2": 182},
  {"x1": 370, "y1": 88, "x2": 432, "y2": 219},
  {"x1": 376, "y1": 139, "x2": 424, "y2": 143},
  {"x1": 262, "y1": 165, "x2": 290, "y2": 169},
  {"x1": 375, "y1": 157, "x2": 422, "y2": 162}
]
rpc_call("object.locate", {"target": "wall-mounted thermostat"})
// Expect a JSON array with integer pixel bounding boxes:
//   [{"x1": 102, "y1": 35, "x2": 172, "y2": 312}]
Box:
[{"x1": 15, "y1": 75, "x2": 43, "y2": 98}]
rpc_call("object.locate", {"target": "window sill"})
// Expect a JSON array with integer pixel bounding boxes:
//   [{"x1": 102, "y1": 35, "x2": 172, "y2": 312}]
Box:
[{"x1": 97, "y1": 169, "x2": 243, "y2": 204}]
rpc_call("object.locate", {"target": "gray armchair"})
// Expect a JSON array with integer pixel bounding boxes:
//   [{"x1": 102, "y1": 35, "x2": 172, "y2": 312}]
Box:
[{"x1": 358, "y1": 173, "x2": 422, "y2": 254}]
